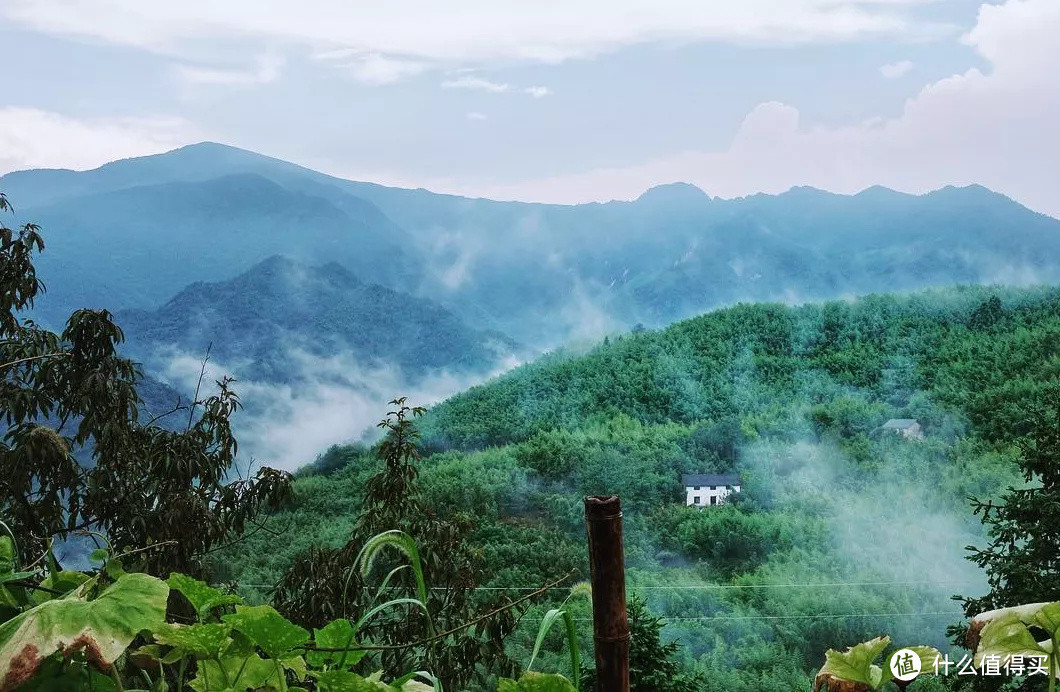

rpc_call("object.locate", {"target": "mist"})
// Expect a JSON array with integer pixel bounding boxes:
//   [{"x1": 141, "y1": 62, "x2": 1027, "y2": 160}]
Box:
[{"x1": 160, "y1": 347, "x2": 522, "y2": 471}]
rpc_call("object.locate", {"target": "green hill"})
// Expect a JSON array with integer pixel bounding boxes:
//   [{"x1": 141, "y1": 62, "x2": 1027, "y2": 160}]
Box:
[{"x1": 218, "y1": 284, "x2": 1060, "y2": 689}]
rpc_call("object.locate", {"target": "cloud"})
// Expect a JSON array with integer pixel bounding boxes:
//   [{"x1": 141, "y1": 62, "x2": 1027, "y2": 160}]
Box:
[
  {"x1": 0, "y1": 107, "x2": 198, "y2": 175},
  {"x1": 2, "y1": 1, "x2": 953, "y2": 82},
  {"x1": 315, "y1": 50, "x2": 428, "y2": 84},
  {"x1": 447, "y1": 0, "x2": 1060, "y2": 219},
  {"x1": 524, "y1": 85, "x2": 552, "y2": 98},
  {"x1": 879, "y1": 59, "x2": 913, "y2": 78},
  {"x1": 442, "y1": 76, "x2": 510, "y2": 93},
  {"x1": 466, "y1": 111, "x2": 488, "y2": 121},
  {"x1": 175, "y1": 53, "x2": 285, "y2": 85},
  {"x1": 161, "y1": 347, "x2": 519, "y2": 471}
]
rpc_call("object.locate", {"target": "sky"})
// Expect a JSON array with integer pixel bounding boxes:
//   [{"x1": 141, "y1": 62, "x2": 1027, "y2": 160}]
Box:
[{"x1": 1, "y1": 0, "x2": 1058, "y2": 217}]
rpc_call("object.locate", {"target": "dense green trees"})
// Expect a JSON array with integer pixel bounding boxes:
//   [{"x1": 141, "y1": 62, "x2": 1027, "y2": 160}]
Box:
[{"x1": 224, "y1": 285, "x2": 1060, "y2": 689}]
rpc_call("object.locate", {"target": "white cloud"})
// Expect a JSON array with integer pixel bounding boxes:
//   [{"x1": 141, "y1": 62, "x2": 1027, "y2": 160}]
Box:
[
  {"x1": 162, "y1": 348, "x2": 519, "y2": 471},
  {"x1": 524, "y1": 85, "x2": 552, "y2": 98},
  {"x1": 447, "y1": 0, "x2": 1060, "y2": 219},
  {"x1": 175, "y1": 53, "x2": 285, "y2": 86},
  {"x1": 442, "y1": 76, "x2": 510, "y2": 93},
  {"x1": 2, "y1": 1, "x2": 952, "y2": 81},
  {"x1": 0, "y1": 107, "x2": 198, "y2": 175},
  {"x1": 879, "y1": 59, "x2": 913, "y2": 78},
  {"x1": 316, "y1": 51, "x2": 428, "y2": 84},
  {"x1": 466, "y1": 111, "x2": 488, "y2": 121}
]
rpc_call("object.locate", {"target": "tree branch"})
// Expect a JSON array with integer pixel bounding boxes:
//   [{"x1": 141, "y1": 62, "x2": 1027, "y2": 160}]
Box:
[{"x1": 0, "y1": 352, "x2": 68, "y2": 370}]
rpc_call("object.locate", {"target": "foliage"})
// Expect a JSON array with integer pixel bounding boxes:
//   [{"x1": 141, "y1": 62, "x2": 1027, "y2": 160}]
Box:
[
  {"x1": 0, "y1": 530, "x2": 583, "y2": 691},
  {"x1": 273, "y1": 400, "x2": 530, "y2": 689},
  {"x1": 0, "y1": 191, "x2": 292, "y2": 576},
  {"x1": 966, "y1": 601, "x2": 1060, "y2": 692},
  {"x1": 813, "y1": 636, "x2": 940, "y2": 691},
  {"x1": 951, "y1": 382, "x2": 1060, "y2": 691},
  {"x1": 581, "y1": 596, "x2": 707, "y2": 692},
  {"x1": 960, "y1": 382, "x2": 1060, "y2": 613},
  {"x1": 0, "y1": 570, "x2": 168, "y2": 689}
]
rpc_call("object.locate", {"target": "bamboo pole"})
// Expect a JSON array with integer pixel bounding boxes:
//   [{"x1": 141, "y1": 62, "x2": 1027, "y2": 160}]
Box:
[{"x1": 584, "y1": 495, "x2": 630, "y2": 692}]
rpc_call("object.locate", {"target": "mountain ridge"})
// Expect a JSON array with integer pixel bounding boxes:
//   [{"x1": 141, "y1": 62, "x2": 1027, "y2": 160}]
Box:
[
  {"x1": 2, "y1": 141, "x2": 1047, "y2": 217},
  {"x1": 5, "y1": 142, "x2": 1060, "y2": 348}
]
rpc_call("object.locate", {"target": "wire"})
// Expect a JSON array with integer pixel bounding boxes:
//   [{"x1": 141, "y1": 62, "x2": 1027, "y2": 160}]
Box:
[
  {"x1": 544, "y1": 611, "x2": 966, "y2": 623},
  {"x1": 233, "y1": 579, "x2": 982, "y2": 591}
]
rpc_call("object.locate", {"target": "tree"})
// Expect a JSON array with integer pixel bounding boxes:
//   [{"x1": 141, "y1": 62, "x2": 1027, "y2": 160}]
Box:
[
  {"x1": 0, "y1": 191, "x2": 292, "y2": 576},
  {"x1": 273, "y1": 398, "x2": 524, "y2": 689},
  {"x1": 952, "y1": 380, "x2": 1060, "y2": 690},
  {"x1": 581, "y1": 595, "x2": 707, "y2": 691},
  {"x1": 967, "y1": 295, "x2": 1005, "y2": 331}
]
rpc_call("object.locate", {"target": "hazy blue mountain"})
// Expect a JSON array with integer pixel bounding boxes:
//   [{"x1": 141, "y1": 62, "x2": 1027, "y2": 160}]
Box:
[
  {"x1": 116, "y1": 255, "x2": 518, "y2": 384},
  {"x1": 7, "y1": 170, "x2": 421, "y2": 329},
  {"x1": 5, "y1": 142, "x2": 1060, "y2": 347}
]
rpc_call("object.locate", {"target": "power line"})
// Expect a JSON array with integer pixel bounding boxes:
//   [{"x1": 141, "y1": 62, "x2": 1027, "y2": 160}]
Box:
[
  {"x1": 233, "y1": 579, "x2": 982, "y2": 591},
  {"x1": 653, "y1": 611, "x2": 965, "y2": 622},
  {"x1": 522, "y1": 611, "x2": 966, "y2": 624}
]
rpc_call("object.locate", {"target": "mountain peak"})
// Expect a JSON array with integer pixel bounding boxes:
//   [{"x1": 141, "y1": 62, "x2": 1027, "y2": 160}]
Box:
[
  {"x1": 636, "y1": 182, "x2": 711, "y2": 204},
  {"x1": 854, "y1": 185, "x2": 911, "y2": 200}
]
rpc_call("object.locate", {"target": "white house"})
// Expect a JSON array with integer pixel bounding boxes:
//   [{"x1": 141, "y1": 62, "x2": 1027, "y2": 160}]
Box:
[
  {"x1": 880, "y1": 418, "x2": 923, "y2": 440},
  {"x1": 682, "y1": 473, "x2": 741, "y2": 508}
]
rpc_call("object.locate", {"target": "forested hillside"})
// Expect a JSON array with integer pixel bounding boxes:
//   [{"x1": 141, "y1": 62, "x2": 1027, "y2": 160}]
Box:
[{"x1": 220, "y1": 284, "x2": 1060, "y2": 689}]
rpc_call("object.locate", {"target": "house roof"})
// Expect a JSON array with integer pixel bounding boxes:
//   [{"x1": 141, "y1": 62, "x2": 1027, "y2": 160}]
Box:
[
  {"x1": 881, "y1": 418, "x2": 918, "y2": 429},
  {"x1": 682, "y1": 473, "x2": 740, "y2": 487}
]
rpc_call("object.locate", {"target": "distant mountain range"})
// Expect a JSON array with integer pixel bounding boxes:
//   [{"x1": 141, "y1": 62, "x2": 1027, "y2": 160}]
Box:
[{"x1": 4, "y1": 142, "x2": 1059, "y2": 350}]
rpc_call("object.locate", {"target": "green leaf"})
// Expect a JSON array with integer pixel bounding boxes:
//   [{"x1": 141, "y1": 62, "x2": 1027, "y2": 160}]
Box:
[
  {"x1": 527, "y1": 608, "x2": 580, "y2": 690},
  {"x1": 29, "y1": 570, "x2": 91, "y2": 605},
  {"x1": 153, "y1": 622, "x2": 231, "y2": 658},
  {"x1": 224, "y1": 629, "x2": 257, "y2": 658},
  {"x1": 1033, "y1": 602, "x2": 1060, "y2": 637},
  {"x1": 0, "y1": 573, "x2": 168, "y2": 688},
  {"x1": 0, "y1": 537, "x2": 15, "y2": 575},
  {"x1": 356, "y1": 531, "x2": 427, "y2": 606},
  {"x1": 390, "y1": 671, "x2": 439, "y2": 691},
  {"x1": 309, "y1": 618, "x2": 365, "y2": 668},
  {"x1": 974, "y1": 611, "x2": 1050, "y2": 667},
  {"x1": 311, "y1": 669, "x2": 396, "y2": 691},
  {"x1": 498, "y1": 672, "x2": 578, "y2": 692},
  {"x1": 222, "y1": 604, "x2": 309, "y2": 658},
  {"x1": 167, "y1": 572, "x2": 242, "y2": 620},
  {"x1": 815, "y1": 636, "x2": 891, "y2": 690},
  {"x1": 0, "y1": 571, "x2": 36, "y2": 587},
  {"x1": 188, "y1": 653, "x2": 280, "y2": 691},
  {"x1": 281, "y1": 652, "x2": 309, "y2": 681},
  {"x1": 89, "y1": 549, "x2": 108, "y2": 563}
]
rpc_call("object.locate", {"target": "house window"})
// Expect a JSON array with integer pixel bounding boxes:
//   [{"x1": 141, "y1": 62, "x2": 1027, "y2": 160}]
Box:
[
  {"x1": 695, "y1": 497, "x2": 702, "y2": 505},
  {"x1": 710, "y1": 496, "x2": 716, "y2": 506}
]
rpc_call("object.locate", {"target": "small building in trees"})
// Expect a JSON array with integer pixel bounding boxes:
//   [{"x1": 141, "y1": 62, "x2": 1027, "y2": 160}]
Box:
[
  {"x1": 682, "y1": 473, "x2": 741, "y2": 508},
  {"x1": 880, "y1": 418, "x2": 923, "y2": 440}
]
